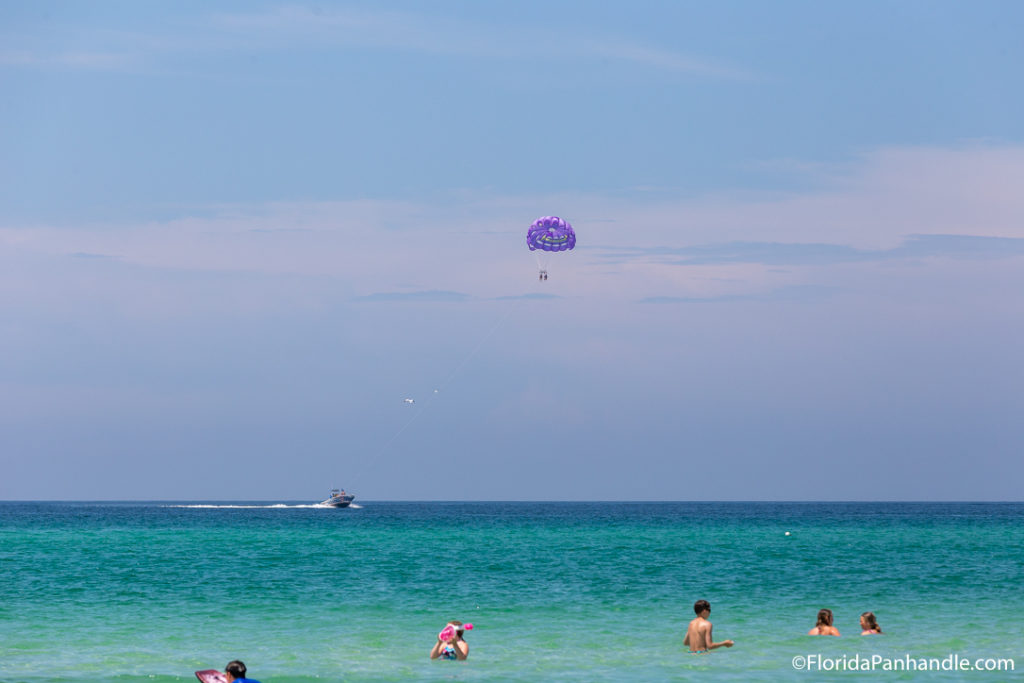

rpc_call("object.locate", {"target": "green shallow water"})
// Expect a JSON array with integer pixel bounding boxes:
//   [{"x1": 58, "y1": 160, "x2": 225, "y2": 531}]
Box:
[{"x1": 1, "y1": 502, "x2": 1022, "y2": 681}]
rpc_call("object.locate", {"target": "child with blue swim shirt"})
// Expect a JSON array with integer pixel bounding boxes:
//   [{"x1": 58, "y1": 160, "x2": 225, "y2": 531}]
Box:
[{"x1": 225, "y1": 660, "x2": 261, "y2": 683}]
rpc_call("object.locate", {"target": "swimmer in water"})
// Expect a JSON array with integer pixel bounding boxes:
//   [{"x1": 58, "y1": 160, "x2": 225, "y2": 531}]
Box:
[
  {"x1": 429, "y1": 620, "x2": 469, "y2": 660},
  {"x1": 684, "y1": 600, "x2": 735, "y2": 653},
  {"x1": 224, "y1": 660, "x2": 260, "y2": 683},
  {"x1": 860, "y1": 611, "x2": 882, "y2": 635},
  {"x1": 808, "y1": 608, "x2": 841, "y2": 636}
]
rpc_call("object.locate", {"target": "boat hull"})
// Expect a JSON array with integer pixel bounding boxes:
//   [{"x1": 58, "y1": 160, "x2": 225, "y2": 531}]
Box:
[{"x1": 319, "y1": 493, "x2": 355, "y2": 508}]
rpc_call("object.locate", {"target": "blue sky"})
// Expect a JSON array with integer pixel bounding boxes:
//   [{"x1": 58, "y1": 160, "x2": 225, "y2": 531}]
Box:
[{"x1": 2, "y1": 1, "x2": 1023, "y2": 500}]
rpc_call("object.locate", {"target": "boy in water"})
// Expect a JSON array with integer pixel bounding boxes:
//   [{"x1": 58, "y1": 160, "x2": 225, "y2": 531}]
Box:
[
  {"x1": 224, "y1": 661, "x2": 260, "y2": 683},
  {"x1": 684, "y1": 600, "x2": 735, "y2": 653}
]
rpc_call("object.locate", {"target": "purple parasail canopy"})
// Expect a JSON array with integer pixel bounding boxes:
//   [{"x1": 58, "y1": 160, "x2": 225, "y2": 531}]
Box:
[{"x1": 527, "y1": 216, "x2": 576, "y2": 252}]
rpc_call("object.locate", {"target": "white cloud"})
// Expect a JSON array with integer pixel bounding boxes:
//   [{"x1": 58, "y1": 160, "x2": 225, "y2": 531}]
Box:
[
  {"x1": 1, "y1": 5, "x2": 742, "y2": 78},
  {"x1": 0, "y1": 50, "x2": 129, "y2": 69},
  {"x1": 3, "y1": 143, "x2": 1024, "y2": 315}
]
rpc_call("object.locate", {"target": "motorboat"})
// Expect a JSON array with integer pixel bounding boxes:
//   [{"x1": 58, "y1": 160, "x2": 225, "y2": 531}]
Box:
[{"x1": 320, "y1": 488, "x2": 355, "y2": 508}]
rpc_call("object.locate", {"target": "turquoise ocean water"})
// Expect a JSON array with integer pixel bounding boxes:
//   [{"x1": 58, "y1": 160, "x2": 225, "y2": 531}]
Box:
[{"x1": 1, "y1": 502, "x2": 1021, "y2": 682}]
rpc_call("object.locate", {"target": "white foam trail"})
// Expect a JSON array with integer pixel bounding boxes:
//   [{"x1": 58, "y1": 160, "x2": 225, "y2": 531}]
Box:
[{"x1": 166, "y1": 504, "x2": 349, "y2": 509}]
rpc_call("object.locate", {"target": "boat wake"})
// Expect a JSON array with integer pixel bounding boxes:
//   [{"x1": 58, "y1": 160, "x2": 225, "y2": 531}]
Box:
[{"x1": 167, "y1": 504, "x2": 350, "y2": 509}]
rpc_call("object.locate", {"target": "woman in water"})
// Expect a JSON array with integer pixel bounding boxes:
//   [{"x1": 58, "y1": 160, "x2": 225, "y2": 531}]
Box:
[
  {"x1": 429, "y1": 621, "x2": 470, "y2": 660},
  {"x1": 860, "y1": 611, "x2": 883, "y2": 635},
  {"x1": 807, "y1": 608, "x2": 841, "y2": 636}
]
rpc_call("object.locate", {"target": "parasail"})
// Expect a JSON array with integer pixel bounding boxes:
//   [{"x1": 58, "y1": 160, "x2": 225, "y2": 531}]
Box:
[
  {"x1": 527, "y1": 216, "x2": 576, "y2": 252},
  {"x1": 527, "y1": 216, "x2": 575, "y2": 281}
]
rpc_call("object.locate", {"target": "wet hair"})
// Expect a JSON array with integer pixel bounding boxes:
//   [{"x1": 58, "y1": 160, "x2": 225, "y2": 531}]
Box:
[
  {"x1": 815, "y1": 609, "x2": 834, "y2": 627},
  {"x1": 861, "y1": 611, "x2": 882, "y2": 633},
  {"x1": 694, "y1": 600, "x2": 711, "y2": 615},
  {"x1": 449, "y1": 620, "x2": 465, "y2": 637},
  {"x1": 225, "y1": 661, "x2": 247, "y2": 678}
]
